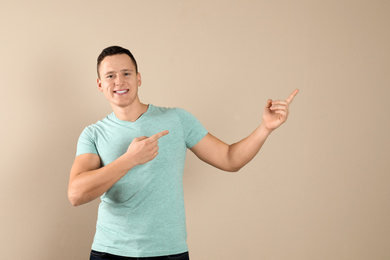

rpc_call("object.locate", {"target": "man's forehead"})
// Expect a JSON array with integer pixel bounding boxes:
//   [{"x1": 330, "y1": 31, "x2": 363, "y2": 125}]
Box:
[{"x1": 100, "y1": 54, "x2": 136, "y2": 71}]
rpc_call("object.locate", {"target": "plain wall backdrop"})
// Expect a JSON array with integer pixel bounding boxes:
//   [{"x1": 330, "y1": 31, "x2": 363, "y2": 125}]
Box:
[{"x1": 1, "y1": 1, "x2": 389, "y2": 259}]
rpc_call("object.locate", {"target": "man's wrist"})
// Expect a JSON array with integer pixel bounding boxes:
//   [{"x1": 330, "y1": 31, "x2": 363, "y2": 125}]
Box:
[
  {"x1": 259, "y1": 122, "x2": 274, "y2": 136},
  {"x1": 119, "y1": 153, "x2": 138, "y2": 171}
]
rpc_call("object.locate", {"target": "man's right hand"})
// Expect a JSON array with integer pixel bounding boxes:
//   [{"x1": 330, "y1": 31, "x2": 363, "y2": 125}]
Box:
[{"x1": 125, "y1": 130, "x2": 169, "y2": 165}]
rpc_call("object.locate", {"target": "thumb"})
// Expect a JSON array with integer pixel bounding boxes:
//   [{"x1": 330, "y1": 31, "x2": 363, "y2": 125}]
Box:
[
  {"x1": 134, "y1": 136, "x2": 148, "y2": 142},
  {"x1": 265, "y1": 99, "x2": 273, "y2": 109}
]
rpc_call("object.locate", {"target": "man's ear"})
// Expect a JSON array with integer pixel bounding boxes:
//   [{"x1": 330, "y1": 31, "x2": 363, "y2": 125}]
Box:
[
  {"x1": 97, "y1": 78, "x2": 103, "y2": 92},
  {"x1": 137, "y1": 72, "x2": 142, "y2": 87}
]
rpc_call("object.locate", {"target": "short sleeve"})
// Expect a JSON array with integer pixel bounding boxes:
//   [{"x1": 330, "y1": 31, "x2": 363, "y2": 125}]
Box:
[
  {"x1": 76, "y1": 126, "x2": 99, "y2": 156},
  {"x1": 177, "y1": 108, "x2": 208, "y2": 148}
]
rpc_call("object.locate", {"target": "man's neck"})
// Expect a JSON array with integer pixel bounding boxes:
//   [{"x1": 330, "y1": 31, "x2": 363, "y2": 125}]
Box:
[{"x1": 112, "y1": 102, "x2": 149, "y2": 122}]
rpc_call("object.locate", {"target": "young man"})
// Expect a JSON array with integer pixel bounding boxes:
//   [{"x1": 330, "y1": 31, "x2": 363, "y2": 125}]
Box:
[{"x1": 68, "y1": 46, "x2": 299, "y2": 260}]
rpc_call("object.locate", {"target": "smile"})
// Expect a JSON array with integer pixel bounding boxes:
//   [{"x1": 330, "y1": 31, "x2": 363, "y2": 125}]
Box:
[{"x1": 114, "y1": 89, "x2": 129, "y2": 94}]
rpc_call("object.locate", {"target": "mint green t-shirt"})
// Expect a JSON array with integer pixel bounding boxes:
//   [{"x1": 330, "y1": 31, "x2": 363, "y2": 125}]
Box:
[{"x1": 76, "y1": 105, "x2": 208, "y2": 257}]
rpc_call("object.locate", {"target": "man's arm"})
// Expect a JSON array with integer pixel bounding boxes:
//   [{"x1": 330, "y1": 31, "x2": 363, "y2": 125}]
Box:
[
  {"x1": 190, "y1": 89, "x2": 299, "y2": 172},
  {"x1": 68, "y1": 130, "x2": 169, "y2": 206}
]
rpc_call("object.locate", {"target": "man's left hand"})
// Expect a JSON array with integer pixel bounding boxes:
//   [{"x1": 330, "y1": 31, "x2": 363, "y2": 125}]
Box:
[{"x1": 261, "y1": 89, "x2": 299, "y2": 132}]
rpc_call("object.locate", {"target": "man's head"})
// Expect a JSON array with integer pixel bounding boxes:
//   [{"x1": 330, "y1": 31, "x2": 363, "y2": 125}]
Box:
[{"x1": 97, "y1": 46, "x2": 138, "y2": 78}]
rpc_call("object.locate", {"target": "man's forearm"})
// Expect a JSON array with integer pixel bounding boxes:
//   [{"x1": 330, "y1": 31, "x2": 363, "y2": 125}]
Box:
[
  {"x1": 190, "y1": 124, "x2": 273, "y2": 172},
  {"x1": 227, "y1": 123, "x2": 272, "y2": 171},
  {"x1": 68, "y1": 154, "x2": 137, "y2": 206}
]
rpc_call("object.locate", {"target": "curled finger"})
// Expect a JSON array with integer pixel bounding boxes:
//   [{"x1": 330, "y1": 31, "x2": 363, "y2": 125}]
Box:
[
  {"x1": 272, "y1": 100, "x2": 288, "y2": 106},
  {"x1": 270, "y1": 104, "x2": 287, "y2": 111},
  {"x1": 274, "y1": 110, "x2": 288, "y2": 116}
]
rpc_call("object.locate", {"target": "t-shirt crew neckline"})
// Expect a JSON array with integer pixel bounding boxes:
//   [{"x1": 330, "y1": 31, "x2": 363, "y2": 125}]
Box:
[{"x1": 110, "y1": 104, "x2": 152, "y2": 126}]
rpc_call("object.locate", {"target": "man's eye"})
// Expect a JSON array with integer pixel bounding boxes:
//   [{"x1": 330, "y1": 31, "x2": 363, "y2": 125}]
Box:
[
  {"x1": 107, "y1": 75, "x2": 113, "y2": 79},
  {"x1": 124, "y1": 73, "x2": 131, "y2": 76}
]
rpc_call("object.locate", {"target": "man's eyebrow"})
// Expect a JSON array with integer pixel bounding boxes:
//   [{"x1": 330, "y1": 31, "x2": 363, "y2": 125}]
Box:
[
  {"x1": 104, "y1": 71, "x2": 115, "y2": 76},
  {"x1": 104, "y1": 69, "x2": 134, "y2": 75}
]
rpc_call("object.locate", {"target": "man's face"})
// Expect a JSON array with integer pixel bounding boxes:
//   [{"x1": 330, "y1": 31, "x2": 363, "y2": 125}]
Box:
[{"x1": 97, "y1": 54, "x2": 142, "y2": 109}]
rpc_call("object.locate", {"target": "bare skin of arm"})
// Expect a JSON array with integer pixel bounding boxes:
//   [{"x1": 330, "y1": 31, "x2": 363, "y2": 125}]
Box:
[
  {"x1": 68, "y1": 130, "x2": 169, "y2": 206},
  {"x1": 191, "y1": 89, "x2": 299, "y2": 172}
]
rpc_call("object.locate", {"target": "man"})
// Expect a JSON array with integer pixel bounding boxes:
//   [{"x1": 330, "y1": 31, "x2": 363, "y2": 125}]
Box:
[{"x1": 68, "y1": 46, "x2": 299, "y2": 260}]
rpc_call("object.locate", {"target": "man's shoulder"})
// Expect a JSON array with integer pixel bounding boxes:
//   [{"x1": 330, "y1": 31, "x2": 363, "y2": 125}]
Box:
[{"x1": 80, "y1": 113, "x2": 115, "y2": 132}]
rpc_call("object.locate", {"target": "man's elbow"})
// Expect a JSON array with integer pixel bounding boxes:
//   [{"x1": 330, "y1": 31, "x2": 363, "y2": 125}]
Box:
[
  {"x1": 230, "y1": 167, "x2": 242, "y2": 173},
  {"x1": 223, "y1": 164, "x2": 243, "y2": 173},
  {"x1": 68, "y1": 188, "x2": 84, "y2": 207}
]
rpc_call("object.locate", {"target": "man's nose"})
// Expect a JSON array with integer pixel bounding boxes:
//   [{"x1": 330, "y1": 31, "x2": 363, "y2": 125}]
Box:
[{"x1": 115, "y1": 75, "x2": 124, "y2": 85}]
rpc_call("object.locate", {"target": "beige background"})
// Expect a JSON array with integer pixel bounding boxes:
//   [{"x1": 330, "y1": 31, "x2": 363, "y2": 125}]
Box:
[{"x1": 1, "y1": 0, "x2": 389, "y2": 259}]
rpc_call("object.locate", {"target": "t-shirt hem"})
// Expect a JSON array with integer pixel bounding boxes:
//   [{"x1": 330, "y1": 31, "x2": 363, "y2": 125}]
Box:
[{"x1": 91, "y1": 244, "x2": 189, "y2": 258}]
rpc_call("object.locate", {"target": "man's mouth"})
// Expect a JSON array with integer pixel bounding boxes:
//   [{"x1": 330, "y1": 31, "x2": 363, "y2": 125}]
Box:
[{"x1": 114, "y1": 89, "x2": 129, "y2": 94}]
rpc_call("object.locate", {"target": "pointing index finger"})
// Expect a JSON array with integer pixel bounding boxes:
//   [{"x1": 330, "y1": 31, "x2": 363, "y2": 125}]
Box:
[
  {"x1": 286, "y1": 89, "x2": 299, "y2": 104},
  {"x1": 149, "y1": 130, "x2": 169, "y2": 141}
]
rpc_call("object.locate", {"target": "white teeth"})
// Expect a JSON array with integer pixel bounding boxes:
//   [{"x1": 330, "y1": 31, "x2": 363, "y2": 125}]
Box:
[{"x1": 115, "y1": 90, "x2": 128, "y2": 94}]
